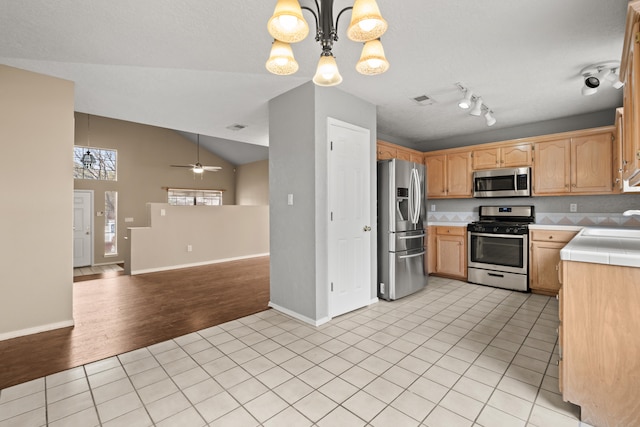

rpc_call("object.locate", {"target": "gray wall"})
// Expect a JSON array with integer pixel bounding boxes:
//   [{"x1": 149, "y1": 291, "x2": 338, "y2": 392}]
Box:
[{"x1": 269, "y1": 82, "x2": 377, "y2": 323}]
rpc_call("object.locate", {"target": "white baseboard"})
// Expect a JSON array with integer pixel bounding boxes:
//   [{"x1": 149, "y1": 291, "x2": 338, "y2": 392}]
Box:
[
  {"x1": 0, "y1": 319, "x2": 75, "y2": 342},
  {"x1": 131, "y1": 253, "x2": 270, "y2": 275},
  {"x1": 268, "y1": 302, "x2": 331, "y2": 327}
]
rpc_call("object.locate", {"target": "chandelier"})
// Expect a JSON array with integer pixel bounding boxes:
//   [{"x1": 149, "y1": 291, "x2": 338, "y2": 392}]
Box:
[{"x1": 266, "y1": 0, "x2": 389, "y2": 86}]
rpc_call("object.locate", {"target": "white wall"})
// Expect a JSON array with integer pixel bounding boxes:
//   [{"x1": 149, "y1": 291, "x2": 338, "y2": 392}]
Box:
[
  {"x1": 129, "y1": 203, "x2": 269, "y2": 274},
  {"x1": 268, "y1": 82, "x2": 377, "y2": 324},
  {"x1": 0, "y1": 65, "x2": 75, "y2": 339}
]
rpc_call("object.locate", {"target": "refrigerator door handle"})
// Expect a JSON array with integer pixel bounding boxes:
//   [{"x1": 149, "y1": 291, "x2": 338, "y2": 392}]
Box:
[
  {"x1": 411, "y1": 168, "x2": 421, "y2": 224},
  {"x1": 398, "y1": 233, "x2": 426, "y2": 240},
  {"x1": 398, "y1": 250, "x2": 426, "y2": 259}
]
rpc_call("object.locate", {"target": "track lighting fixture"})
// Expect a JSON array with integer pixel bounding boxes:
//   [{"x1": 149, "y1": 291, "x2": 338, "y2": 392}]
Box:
[
  {"x1": 580, "y1": 61, "x2": 623, "y2": 96},
  {"x1": 455, "y1": 83, "x2": 497, "y2": 127},
  {"x1": 266, "y1": 0, "x2": 389, "y2": 86}
]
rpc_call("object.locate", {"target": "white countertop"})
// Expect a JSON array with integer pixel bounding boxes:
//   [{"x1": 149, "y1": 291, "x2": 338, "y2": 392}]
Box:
[
  {"x1": 528, "y1": 224, "x2": 583, "y2": 231},
  {"x1": 560, "y1": 226, "x2": 640, "y2": 267}
]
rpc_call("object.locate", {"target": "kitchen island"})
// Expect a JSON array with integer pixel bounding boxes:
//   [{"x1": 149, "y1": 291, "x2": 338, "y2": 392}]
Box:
[{"x1": 558, "y1": 227, "x2": 640, "y2": 427}]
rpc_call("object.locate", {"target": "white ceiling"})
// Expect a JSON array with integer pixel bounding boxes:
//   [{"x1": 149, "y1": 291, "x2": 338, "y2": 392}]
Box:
[{"x1": 0, "y1": 0, "x2": 628, "y2": 164}]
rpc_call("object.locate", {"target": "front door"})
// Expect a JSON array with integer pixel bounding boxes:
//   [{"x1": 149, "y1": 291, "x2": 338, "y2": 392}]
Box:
[
  {"x1": 328, "y1": 118, "x2": 372, "y2": 317},
  {"x1": 73, "y1": 190, "x2": 92, "y2": 267}
]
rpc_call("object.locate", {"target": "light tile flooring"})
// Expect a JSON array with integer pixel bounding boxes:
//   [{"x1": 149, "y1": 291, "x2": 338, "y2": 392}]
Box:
[
  {"x1": 0, "y1": 277, "x2": 589, "y2": 427},
  {"x1": 73, "y1": 264, "x2": 124, "y2": 277}
]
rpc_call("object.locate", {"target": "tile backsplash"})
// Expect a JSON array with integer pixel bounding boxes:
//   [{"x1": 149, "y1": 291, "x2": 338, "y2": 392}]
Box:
[{"x1": 427, "y1": 211, "x2": 640, "y2": 227}]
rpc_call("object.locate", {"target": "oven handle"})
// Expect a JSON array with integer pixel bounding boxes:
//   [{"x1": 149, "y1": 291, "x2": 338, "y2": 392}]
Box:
[
  {"x1": 468, "y1": 231, "x2": 527, "y2": 239},
  {"x1": 398, "y1": 250, "x2": 426, "y2": 259}
]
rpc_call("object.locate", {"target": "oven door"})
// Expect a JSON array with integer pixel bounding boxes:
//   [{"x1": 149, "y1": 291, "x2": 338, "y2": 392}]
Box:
[{"x1": 467, "y1": 232, "x2": 527, "y2": 275}]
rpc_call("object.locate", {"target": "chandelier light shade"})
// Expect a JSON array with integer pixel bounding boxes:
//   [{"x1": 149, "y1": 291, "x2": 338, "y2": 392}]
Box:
[
  {"x1": 266, "y1": 0, "x2": 389, "y2": 86},
  {"x1": 356, "y1": 39, "x2": 389, "y2": 75},
  {"x1": 347, "y1": 0, "x2": 388, "y2": 42},
  {"x1": 267, "y1": 0, "x2": 309, "y2": 43},
  {"x1": 266, "y1": 40, "x2": 299, "y2": 75},
  {"x1": 313, "y1": 54, "x2": 343, "y2": 86}
]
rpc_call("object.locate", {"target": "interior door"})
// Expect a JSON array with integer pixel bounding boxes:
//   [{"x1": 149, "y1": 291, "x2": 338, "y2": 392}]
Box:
[
  {"x1": 73, "y1": 190, "x2": 92, "y2": 267},
  {"x1": 328, "y1": 118, "x2": 372, "y2": 318}
]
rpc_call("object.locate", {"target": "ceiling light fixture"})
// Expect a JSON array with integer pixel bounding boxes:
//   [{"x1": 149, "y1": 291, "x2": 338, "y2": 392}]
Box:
[
  {"x1": 455, "y1": 83, "x2": 497, "y2": 127},
  {"x1": 82, "y1": 114, "x2": 96, "y2": 168},
  {"x1": 266, "y1": 0, "x2": 389, "y2": 86},
  {"x1": 580, "y1": 61, "x2": 623, "y2": 96}
]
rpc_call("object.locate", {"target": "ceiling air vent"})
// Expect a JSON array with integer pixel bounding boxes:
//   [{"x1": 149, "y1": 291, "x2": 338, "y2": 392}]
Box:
[
  {"x1": 226, "y1": 123, "x2": 247, "y2": 131},
  {"x1": 411, "y1": 94, "x2": 436, "y2": 106}
]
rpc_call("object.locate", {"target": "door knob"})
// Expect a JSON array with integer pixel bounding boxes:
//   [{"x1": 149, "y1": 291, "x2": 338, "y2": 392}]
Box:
[
  {"x1": 363, "y1": 226, "x2": 372, "y2": 232},
  {"x1": 86, "y1": 232, "x2": 90, "y2": 235}
]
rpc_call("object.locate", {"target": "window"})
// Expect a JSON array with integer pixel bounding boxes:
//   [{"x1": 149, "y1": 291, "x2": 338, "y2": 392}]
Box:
[
  {"x1": 74, "y1": 146, "x2": 117, "y2": 180},
  {"x1": 105, "y1": 191, "x2": 117, "y2": 256},
  {"x1": 167, "y1": 189, "x2": 223, "y2": 206}
]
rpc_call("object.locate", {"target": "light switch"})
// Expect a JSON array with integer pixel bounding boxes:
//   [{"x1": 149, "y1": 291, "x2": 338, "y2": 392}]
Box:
[
  {"x1": 160, "y1": 209, "x2": 166, "y2": 216},
  {"x1": 124, "y1": 217, "x2": 134, "y2": 223},
  {"x1": 287, "y1": 194, "x2": 294, "y2": 206}
]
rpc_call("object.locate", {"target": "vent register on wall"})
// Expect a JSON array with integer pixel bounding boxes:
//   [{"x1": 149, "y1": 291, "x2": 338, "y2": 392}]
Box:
[{"x1": 377, "y1": 159, "x2": 427, "y2": 300}]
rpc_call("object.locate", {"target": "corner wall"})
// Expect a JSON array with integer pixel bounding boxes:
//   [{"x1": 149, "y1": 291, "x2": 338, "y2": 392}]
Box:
[{"x1": 0, "y1": 65, "x2": 75, "y2": 339}]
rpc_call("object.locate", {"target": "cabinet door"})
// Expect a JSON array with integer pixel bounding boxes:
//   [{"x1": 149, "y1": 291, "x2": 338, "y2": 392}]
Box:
[
  {"x1": 446, "y1": 152, "x2": 472, "y2": 197},
  {"x1": 571, "y1": 133, "x2": 613, "y2": 193},
  {"x1": 435, "y1": 235, "x2": 466, "y2": 278},
  {"x1": 376, "y1": 142, "x2": 396, "y2": 160},
  {"x1": 396, "y1": 148, "x2": 412, "y2": 161},
  {"x1": 622, "y1": 21, "x2": 640, "y2": 181},
  {"x1": 613, "y1": 108, "x2": 624, "y2": 192},
  {"x1": 502, "y1": 144, "x2": 532, "y2": 168},
  {"x1": 530, "y1": 241, "x2": 566, "y2": 295},
  {"x1": 425, "y1": 155, "x2": 447, "y2": 198},
  {"x1": 472, "y1": 147, "x2": 500, "y2": 170},
  {"x1": 410, "y1": 152, "x2": 424, "y2": 164},
  {"x1": 533, "y1": 139, "x2": 571, "y2": 195}
]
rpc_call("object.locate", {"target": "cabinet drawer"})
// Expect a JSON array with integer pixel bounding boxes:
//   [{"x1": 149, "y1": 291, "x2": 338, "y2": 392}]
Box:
[
  {"x1": 530, "y1": 230, "x2": 577, "y2": 243},
  {"x1": 436, "y1": 226, "x2": 465, "y2": 236}
]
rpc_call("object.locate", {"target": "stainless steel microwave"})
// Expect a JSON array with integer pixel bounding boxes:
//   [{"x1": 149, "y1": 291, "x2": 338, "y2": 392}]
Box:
[{"x1": 472, "y1": 167, "x2": 531, "y2": 198}]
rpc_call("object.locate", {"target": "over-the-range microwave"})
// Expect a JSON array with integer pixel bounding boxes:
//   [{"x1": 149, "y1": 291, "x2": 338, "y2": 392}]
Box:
[{"x1": 472, "y1": 167, "x2": 531, "y2": 198}]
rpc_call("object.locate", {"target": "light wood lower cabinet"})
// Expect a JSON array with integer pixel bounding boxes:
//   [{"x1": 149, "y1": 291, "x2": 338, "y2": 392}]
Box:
[
  {"x1": 432, "y1": 226, "x2": 466, "y2": 279},
  {"x1": 529, "y1": 229, "x2": 577, "y2": 296},
  {"x1": 560, "y1": 261, "x2": 640, "y2": 426}
]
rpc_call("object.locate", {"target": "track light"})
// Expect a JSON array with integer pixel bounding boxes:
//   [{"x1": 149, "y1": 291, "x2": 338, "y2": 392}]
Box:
[
  {"x1": 458, "y1": 90, "x2": 473, "y2": 109},
  {"x1": 469, "y1": 97, "x2": 483, "y2": 116},
  {"x1": 484, "y1": 110, "x2": 496, "y2": 126},
  {"x1": 580, "y1": 61, "x2": 623, "y2": 96}
]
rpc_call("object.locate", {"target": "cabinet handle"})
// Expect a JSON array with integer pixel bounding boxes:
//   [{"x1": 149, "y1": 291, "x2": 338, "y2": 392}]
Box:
[{"x1": 549, "y1": 236, "x2": 553, "y2": 239}]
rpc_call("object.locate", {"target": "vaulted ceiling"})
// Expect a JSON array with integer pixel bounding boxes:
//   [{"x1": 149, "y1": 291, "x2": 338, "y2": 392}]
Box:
[{"x1": 0, "y1": 0, "x2": 628, "y2": 164}]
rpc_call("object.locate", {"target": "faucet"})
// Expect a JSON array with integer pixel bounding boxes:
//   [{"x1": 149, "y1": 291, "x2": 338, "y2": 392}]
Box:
[{"x1": 623, "y1": 210, "x2": 640, "y2": 216}]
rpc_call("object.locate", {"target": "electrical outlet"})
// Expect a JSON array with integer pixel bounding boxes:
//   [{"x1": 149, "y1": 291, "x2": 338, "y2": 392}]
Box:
[
  {"x1": 570, "y1": 203, "x2": 577, "y2": 213},
  {"x1": 187, "y1": 245, "x2": 192, "y2": 252},
  {"x1": 431, "y1": 204, "x2": 436, "y2": 212}
]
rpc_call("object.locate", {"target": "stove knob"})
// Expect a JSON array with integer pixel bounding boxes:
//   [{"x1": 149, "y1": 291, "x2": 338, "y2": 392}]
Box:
[
  {"x1": 493, "y1": 227, "x2": 499, "y2": 233},
  {"x1": 506, "y1": 227, "x2": 512, "y2": 233}
]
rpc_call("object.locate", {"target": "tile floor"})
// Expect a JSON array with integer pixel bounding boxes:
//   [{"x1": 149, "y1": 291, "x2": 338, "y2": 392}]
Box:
[{"x1": 0, "y1": 277, "x2": 590, "y2": 427}]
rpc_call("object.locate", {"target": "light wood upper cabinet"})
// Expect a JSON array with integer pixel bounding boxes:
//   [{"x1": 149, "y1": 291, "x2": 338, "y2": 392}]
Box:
[
  {"x1": 425, "y1": 152, "x2": 472, "y2": 198},
  {"x1": 376, "y1": 141, "x2": 397, "y2": 160},
  {"x1": 533, "y1": 131, "x2": 613, "y2": 195},
  {"x1": 376, "y1": 140, "x2": 423, "y2": 163},
  {"x1": 621, "y1": 7, "x2": 640, "y2": 184},
  {"x1": 472, "y1": 144, "x2": 532, "y2": 170},
  {"x1": 613, "y1": 108, "x2": 624, "y2": 192}
]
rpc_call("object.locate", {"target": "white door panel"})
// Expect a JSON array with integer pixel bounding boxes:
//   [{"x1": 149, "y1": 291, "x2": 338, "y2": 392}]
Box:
[
  {"x1": 328, "y1": 118, "x2": 372, "y2": 317},
  {"x1": 73, "y1": 190, "x2": 92, "y2": 267}
]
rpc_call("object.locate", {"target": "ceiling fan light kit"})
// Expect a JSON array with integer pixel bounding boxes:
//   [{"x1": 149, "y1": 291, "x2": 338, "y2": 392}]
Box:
[
  {"x1": 455, "y1": 83, "x2": 497, "y2": 127},
  {"x1": 580, "y1": 61, "x2": 623, "y2": 96},
  {"x1": 266, "y1": 0, "x2": 389, "y2": 86}
]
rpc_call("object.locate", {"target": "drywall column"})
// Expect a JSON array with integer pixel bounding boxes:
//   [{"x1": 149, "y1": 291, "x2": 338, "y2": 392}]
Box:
[
  {"x1": 268, "y1": 81, "x2": 377, "y2": 325},
  {"x1": 0, "y1": 65, "x2": 75, "y2": 339}
]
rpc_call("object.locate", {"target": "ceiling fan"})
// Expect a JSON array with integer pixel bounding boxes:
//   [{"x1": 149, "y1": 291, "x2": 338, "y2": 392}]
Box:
[{"x1": 171, "y1": 134, "x2": 222, "y2": 175}]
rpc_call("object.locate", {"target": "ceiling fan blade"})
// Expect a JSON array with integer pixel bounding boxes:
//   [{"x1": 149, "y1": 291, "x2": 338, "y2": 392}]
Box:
[
  {"x1": 202, "y1": 166, "x2": 222, "y2": 171},
  {"x1": 170, "y1": 164, "x2": 195, "y2": 168}
]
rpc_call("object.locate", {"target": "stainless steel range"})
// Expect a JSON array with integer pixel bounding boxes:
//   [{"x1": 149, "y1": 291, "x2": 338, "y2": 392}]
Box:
[{"x1": 467, "y1": 205, "x2": 535, "y2": 292}]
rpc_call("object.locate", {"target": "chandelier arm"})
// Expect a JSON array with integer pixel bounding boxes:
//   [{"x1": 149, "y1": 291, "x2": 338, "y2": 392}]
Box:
[
  {"x1": 334, "y1": 7, "x2": 353, "y2": 41},
  {"x1": 301, "y1": 6, "x2": 319, "y2": 36}
]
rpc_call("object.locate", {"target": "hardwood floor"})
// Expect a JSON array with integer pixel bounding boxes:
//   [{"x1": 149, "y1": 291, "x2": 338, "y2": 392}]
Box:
[{"x1": 0, "y1": 256, "x2": 270, "y2": 390}]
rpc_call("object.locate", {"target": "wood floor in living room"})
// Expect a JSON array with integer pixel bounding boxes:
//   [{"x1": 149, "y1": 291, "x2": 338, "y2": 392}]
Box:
[{"x1": 0, "y1": 256, "x2": 270, "y2": 390}]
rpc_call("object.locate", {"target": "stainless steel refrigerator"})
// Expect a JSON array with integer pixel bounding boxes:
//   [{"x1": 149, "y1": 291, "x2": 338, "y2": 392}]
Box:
[{"x1": 377, "y1": 158, "x2": 427, "y2": 301}]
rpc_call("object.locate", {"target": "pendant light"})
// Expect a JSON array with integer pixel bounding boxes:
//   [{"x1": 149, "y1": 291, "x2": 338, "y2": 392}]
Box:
[
  {"x1": 266, "y1": 40, "x2": 299, "y2": 75},
  {"x1": 356, "y1": 39, "x2": 389, "y2": 75},
  {"x1": 82, "y1": 114, "x2": 96, "y2": 169}
]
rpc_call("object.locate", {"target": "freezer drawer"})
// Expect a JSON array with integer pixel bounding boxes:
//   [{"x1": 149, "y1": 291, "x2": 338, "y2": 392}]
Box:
[
  {"x1": 379, "y1": 248, "x2": 427, "y2": 301},
  {"x1": 389, "y1": 230, "x2": 425, "y2": 252}
]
